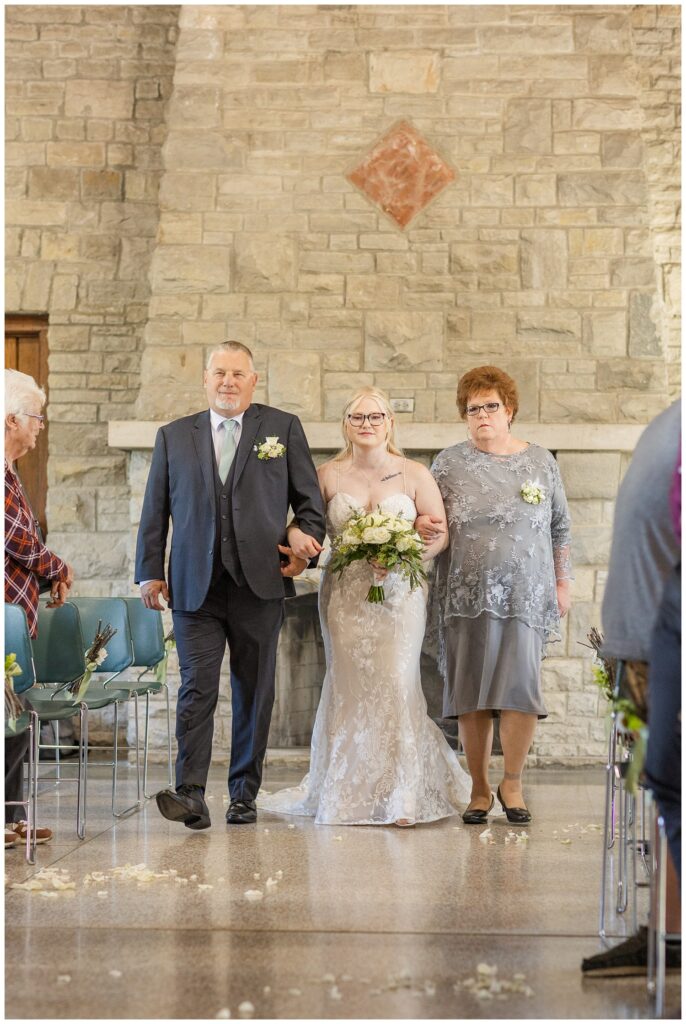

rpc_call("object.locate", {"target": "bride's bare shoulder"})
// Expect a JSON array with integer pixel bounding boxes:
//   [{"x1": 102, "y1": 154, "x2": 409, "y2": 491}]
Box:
[{"x1": 318, "y1": 458, "x2": 345, "y2": 498}]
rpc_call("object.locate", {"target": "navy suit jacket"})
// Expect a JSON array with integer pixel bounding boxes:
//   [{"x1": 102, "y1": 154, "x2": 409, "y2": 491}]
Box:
[{"x1": 134, "y1": 404, "x2": 326, "y2": 610}]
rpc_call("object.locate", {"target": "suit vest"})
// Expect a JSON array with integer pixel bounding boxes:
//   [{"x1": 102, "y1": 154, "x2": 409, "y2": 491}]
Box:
[{"x1": 212, "y1": 452, "x2": 246, "y2": 587}]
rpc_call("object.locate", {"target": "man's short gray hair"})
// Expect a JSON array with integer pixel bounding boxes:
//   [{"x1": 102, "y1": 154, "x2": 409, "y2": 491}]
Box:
[
  {"x1": 5, "y1": 368, "x2": 46, "y2": 416},
  {"x1": 205, "y1": 341, "x2": 255, "y2": 370}
]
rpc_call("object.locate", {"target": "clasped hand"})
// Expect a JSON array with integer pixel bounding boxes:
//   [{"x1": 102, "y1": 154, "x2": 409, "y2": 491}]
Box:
[{"x1": 46, "y1": 563, "x2": 74, "y2": 608}]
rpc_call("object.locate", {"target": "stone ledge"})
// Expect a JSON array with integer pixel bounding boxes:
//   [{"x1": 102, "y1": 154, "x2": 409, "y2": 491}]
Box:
[{"x1": 109, "y1": 420, "x2": 646, "y2": 452}]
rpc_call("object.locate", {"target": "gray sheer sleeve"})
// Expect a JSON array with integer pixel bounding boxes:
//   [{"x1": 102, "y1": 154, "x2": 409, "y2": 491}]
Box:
[{"x1": 550, "y1": 458, "x2": 573, "y2": 581}]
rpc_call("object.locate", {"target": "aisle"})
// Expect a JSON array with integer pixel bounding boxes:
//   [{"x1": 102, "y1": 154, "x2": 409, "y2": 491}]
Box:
[{"x1": 5, "y1": 764, "x2": 679, "y2": 1019}]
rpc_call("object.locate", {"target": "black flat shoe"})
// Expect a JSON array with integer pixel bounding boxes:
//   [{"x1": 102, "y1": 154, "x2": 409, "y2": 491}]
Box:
[
  {"x1": 497, "y1": 785, "x2": 531, "y2": 824},
  {"x1": 226, "y1": 798, "x2": 257, "y2": 825},
  {"x1": 462, "y1": 793, "x2": 495, "y2": 825},
  {"x1": 156, "y1": 785, "x2": 211, "y2": 831}
]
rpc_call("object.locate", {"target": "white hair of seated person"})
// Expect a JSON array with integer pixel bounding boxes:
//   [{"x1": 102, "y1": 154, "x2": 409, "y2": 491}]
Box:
[{"x1": 5, "y1": 368, "x2": 45, "y2": 417}]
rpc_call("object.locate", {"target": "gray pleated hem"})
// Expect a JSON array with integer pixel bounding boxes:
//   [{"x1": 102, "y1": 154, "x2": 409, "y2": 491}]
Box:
[{"x1": 443, "y1": 612, "x2": 547, "y2": 719}]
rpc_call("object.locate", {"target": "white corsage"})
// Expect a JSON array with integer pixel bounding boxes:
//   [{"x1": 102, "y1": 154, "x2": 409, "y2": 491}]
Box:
[
  {"x1": 520, "y1": 480, "x2": 545, "y2": 505},
  {"x1": 254, "y1": 436, "x2": 286, "y2": 460}
]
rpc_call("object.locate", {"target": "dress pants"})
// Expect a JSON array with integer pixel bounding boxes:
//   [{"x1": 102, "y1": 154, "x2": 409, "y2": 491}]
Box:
[
  {"x1": 645, "y1": 562, "x2": 681, "y2": 883},
  {"x1": 172, "y1": 570, "x2": 284, "y2": 803}
]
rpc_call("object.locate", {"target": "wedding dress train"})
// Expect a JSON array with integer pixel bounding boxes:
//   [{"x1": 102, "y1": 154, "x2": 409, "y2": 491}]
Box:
[{"x1": 260, "y1": 492, "x2": 472, "y2": 824}]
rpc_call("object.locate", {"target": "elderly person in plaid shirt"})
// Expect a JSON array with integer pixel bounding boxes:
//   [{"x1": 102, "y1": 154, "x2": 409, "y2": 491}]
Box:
[{"x1": 5, "y1": 368, "x2": 73, "y2": 849}]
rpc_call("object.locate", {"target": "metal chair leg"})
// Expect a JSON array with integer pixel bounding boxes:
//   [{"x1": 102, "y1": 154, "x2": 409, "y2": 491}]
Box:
[
  {"x1": 617, "y1": 767, "x2": 630, "y2": 914},
  {"x1": 112, "y1": 698, "x2": 143, "y2": 818},
  {"x1": 54, "y1": 718, "x2": 61, "y2": 781},
  {"x1": 76, "y1": 705, "x2": 88, "y2": 840},
  {"x1": 599, "y1": 715, "x2": 617, "y2": 936},
  {"x1": 22, "y1": 714, "x2": 38, "y2": 865}
]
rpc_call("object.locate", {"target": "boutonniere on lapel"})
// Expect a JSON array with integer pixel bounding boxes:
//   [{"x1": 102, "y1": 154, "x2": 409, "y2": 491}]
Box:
[{"x1": 254, "y1": 436, "x2": 286, "y2": 461}]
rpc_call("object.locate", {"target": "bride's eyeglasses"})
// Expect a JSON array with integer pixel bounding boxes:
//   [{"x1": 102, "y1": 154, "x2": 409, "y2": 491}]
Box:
[{"x1": 347, "y1": 412, "x2": 386, "y2": 427}]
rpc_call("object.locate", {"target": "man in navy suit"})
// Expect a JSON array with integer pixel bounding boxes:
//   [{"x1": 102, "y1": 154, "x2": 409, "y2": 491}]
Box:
[{"x1": 135, "y1": 341, "x2": 325, "y2": 828}]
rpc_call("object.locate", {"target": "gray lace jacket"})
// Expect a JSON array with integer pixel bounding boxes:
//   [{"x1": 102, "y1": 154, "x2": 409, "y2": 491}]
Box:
[{"x1": 430, "y1": 441, "x2": 572, "y2": 644}]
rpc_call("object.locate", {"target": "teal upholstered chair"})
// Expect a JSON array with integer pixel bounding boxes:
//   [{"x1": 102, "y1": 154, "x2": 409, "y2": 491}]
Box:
[
  {"x1": 68, "y1": 597, "x2": 139, "y2": 817},
  {"x1": 26, "y1": 601, "x2": 90, "y2": 838}
]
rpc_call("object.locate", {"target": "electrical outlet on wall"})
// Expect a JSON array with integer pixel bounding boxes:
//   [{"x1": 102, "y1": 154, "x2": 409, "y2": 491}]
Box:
[{"x1": 390, "y1": 397, "x2": 414, "y2": 413}]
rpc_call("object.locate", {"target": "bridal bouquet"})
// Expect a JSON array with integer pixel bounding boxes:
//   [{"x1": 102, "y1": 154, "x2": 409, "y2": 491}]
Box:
[{"x1": 328, "y1": 509, "x2": 426, "y2": 604}]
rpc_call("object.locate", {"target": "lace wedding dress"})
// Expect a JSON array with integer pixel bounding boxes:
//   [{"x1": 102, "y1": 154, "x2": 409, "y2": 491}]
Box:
[{"x1": 260, "y1": 491, "x2": 472, "y2": 825}]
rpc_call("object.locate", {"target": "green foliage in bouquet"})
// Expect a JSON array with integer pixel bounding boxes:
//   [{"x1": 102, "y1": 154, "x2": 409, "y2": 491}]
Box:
[
  {"x1": 327, "y1": 509, "x2": 427, "y2": 604},
  {"x1": 5, "y1": 653, "x2": 24, "y2": 733}
]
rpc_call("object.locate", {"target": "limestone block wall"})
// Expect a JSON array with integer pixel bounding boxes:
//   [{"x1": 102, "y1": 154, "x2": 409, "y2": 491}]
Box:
[
  {"x1": 136, "y1": 3, "x2": 679, "y2": 426},
  {"x1": 6, "y1": 4, "x2": 180, "y2": 589}
]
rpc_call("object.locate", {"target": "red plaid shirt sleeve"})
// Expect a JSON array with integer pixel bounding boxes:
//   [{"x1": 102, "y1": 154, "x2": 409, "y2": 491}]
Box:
[{"x1": 5, "y1": 462, "x2": 68, "y2": 636}]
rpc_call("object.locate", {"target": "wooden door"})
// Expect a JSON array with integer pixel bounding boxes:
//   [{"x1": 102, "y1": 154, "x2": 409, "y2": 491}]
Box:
[{"x1": 5, "y1": 315, "x2": 49, "y2": 536}]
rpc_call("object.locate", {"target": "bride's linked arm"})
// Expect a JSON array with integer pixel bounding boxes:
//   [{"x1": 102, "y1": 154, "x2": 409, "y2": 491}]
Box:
[
  {"x1": 286, "y1": 463, "x2": 328, "y2": 560},
  {"x1": 412, "y1": 464, "x2": 449, "y2": 560}
]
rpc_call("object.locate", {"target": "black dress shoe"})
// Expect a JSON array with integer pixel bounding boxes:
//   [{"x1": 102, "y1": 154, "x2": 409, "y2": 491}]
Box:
[
  {"x1": 462, "y1": 793, "x2": 495, "y2": 825},
  {"x1": 496, "y1": 785, "x2": 531, "y2": 824},
  {"x1": 156, "y1": 785, "x2": 211, "y2": 830},
  {"x1": 226, "y1": 798, "x2": 257, "y2": 825}
]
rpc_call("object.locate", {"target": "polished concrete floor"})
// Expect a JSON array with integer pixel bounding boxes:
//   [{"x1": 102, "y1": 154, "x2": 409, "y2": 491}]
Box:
[{"x1": 5, "y1": 757, "x2": 680, "y2": 1019}]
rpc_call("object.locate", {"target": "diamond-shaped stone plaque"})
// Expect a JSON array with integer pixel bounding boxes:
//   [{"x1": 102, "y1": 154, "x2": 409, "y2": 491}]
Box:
[{"x1": 347, "y1": 120, "x2": 455, "y2": 229}]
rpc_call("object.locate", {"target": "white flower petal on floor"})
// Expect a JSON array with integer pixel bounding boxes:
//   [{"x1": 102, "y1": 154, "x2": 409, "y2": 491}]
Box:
[
  {"x1": 109, "y1": 970, "x2": 122, "y2": 979},
  {"x1": 215, "y1": 1008, "x2": 231, "y2": 1019},
  {"x1": 244, "y1": 889, "x2": 263, "y2": 902},
  {"x1": 237, "y1": 1001, "x2": 255, "y2": 1018}
]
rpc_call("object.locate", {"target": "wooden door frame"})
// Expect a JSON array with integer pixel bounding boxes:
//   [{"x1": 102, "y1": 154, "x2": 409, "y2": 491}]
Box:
[{"x1": 5, "y1": 314, "x2": 50, "y2": 535}]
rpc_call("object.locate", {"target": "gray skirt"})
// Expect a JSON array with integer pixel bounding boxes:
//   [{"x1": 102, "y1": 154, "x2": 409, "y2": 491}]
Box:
[{"x1": 443, "y1": 612, "x2": 547, "y2": 719}]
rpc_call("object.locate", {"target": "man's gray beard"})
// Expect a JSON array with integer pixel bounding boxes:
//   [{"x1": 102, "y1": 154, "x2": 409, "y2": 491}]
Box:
[{"x1": 215, "y1": 397, "x2": 239, "y2": 411}]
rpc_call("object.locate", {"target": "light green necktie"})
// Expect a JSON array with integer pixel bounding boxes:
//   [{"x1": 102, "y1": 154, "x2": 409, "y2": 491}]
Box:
[{"x1": 218, "y1": 418, "x2": 238, "y2": 484}]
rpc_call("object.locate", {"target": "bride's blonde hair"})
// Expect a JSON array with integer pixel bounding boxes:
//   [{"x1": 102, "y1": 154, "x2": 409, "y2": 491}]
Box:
[{"x1": 334, "y1": 386, "x2": 403, "y2": 461}]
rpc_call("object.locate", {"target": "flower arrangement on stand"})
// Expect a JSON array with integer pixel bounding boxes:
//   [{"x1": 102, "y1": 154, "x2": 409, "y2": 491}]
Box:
[
  {"x1": 5, "y1": 653, "x2": 24, "y2": 733},
  {"x1": 68, "y1": 621, "x2": 116, "y2": 701},
  {"x1": 584, "y1": 626, "x2": 647, "y2": 794}
]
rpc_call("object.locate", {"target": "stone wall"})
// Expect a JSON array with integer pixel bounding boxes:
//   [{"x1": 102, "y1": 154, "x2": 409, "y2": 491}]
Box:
[
  {"x1": 6, "y1": 5, "x2": 681, "y2": 763},
  {"x1": 6, "y1": 4, "x2": 180, "y2": 590}
]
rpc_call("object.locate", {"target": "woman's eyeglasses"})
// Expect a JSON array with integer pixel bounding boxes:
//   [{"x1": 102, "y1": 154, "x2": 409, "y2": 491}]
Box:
[
  {"x1": 347, "y1": 412, "x2": 386, "y2": 427},
  {"x1": 466, "y1": 402, "x2": 501, "y2": 417}
]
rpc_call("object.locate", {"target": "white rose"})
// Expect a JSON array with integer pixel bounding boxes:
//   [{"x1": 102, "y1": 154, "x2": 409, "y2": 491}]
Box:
[
  {"x1": 393, "y1": 519, "x2": 413, "y2": 533},
  {"x1": 396, "y1": 534, "x2": 419, "y2": 552},
  {"x1": 362, "y1": 526, "x2": 391, "y2": 544},
  {"x1": 265, "y1": 436, "x2": 279, "y2": 445},
  {"x1": 340, "y1": 530, "x2": 360, "y2": 546}
]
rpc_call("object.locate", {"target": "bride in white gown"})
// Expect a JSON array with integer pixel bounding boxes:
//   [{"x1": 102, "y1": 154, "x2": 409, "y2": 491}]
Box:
[{"x1": 260, "y1": 387, "x2": 471, "y2": 826}]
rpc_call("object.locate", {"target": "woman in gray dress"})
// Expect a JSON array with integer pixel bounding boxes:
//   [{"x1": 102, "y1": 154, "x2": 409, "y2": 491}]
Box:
[{"x1": 418, "y1": 366, "x2": 572, "y2": 825}]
